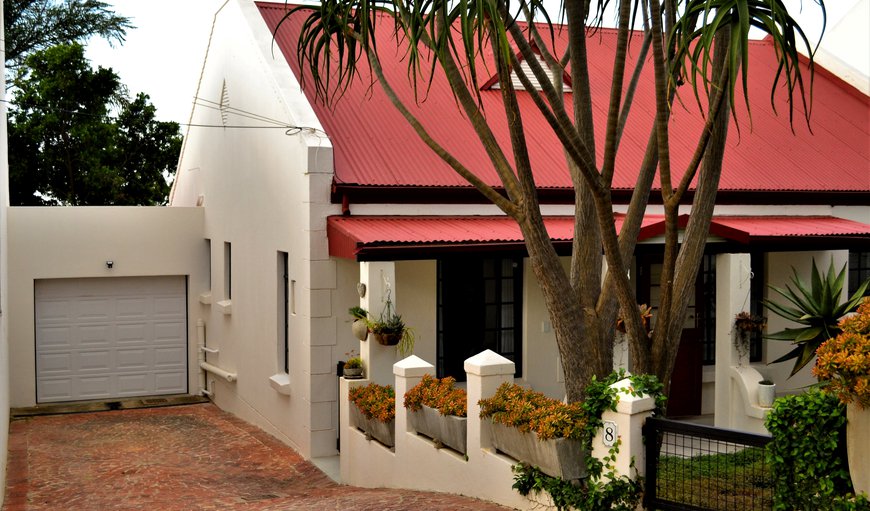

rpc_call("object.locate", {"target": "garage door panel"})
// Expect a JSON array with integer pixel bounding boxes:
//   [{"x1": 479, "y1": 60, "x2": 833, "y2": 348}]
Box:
[
  {"x1": 115, "y1": 323, "x2": 149, "y2": 343},
  {"x1": 154, "y1": 321, "x2": 185, "y2": 341},
  {"x1": 37, "y1": 353, "x2": 73, "y2": 374},
  {"x1": 117, "y1": 373, "x2": 150, "y2": 395},
  {"x1": 37, "y1": 326, "x2": 72, "y2": 348},
  {"x1": 38, "y1": 379, "x2": 75, "y2": 401},
  {"x1": 117, "y1": 348, "x2": 150, "y2": 369},
  {"x1": 78, "y1": 376, "x2": 113, "y2": 399},
  {"x1": 155, "y1": 347, "x2": 185, "y2": 367},
  {"x1": 35, "y1": 277, "x2": 188, "y2": 403},
  {"x1": 76, "y1": 298, "x2": 114, "y2": 321}
]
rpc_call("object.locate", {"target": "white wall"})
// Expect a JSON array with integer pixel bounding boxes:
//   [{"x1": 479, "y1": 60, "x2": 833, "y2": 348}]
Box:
[
  {"x1": 5, "y1": 207, "x2": 207, "y2": 407},
  {"x1": 170, "y1": 0, "x2": 341, "y2": 458}
]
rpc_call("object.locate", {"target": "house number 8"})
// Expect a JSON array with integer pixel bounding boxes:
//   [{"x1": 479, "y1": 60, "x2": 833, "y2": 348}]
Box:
[{"x1": 602, "y1": 420, "x2": 618, "y2": 447}]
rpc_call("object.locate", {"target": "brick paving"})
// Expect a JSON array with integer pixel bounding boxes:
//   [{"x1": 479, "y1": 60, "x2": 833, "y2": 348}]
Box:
[{"x1": 3, "y1": 403, "x2": 509, "y2": 510}]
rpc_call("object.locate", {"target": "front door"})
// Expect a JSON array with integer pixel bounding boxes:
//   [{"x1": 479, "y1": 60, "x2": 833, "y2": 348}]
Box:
[
  {"x1": 437, "y1": 257, "x2": 523, "y2": 380},
  {"x1": 636, "y1": 255, "x2": 704, "y2": 417}
]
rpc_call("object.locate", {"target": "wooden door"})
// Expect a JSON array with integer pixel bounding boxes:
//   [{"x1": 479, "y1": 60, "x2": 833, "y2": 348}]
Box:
[{"x1": 636, "y1": 255, "x2": 703, "y2": 417}]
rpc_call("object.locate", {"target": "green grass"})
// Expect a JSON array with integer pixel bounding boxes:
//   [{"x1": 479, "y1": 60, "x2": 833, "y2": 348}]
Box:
[{"x1": 655, "y1": 447, "x2": 772, "y2": 510}]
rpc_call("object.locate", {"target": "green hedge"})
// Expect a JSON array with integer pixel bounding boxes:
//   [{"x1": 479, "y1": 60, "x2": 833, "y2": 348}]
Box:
[{"x1": 765, "y1": 389, "x2": 869, "y2": 510}]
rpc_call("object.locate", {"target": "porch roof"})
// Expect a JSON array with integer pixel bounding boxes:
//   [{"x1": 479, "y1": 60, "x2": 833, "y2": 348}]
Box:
[{"x1": 327, "y1": 215, "x2": 870, "y2": 260}]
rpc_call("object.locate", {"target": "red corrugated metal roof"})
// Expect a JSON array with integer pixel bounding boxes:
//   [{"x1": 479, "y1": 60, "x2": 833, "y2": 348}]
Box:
[
  {"x1": 327, "y1": 215, "x2": 870, "y2": 259},
  {"x1": 259, "y1": 3, "x2": 869, "y2": 195}
]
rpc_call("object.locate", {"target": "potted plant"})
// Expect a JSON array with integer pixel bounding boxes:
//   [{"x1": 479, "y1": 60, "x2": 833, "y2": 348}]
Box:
[
  {"x1": 734, "y1": 311, "x2": 766, "y2": 363},
  {"x1": 403, "y1": 374, "x2": 467, "y2": 454},
  {"x1": 367, "y1": 297, "x2": 415, "y2": 356},
  {"x1": 813, "y1": 297, "x2": 870, "y2": 495},
  {"x1": 757, "y1": 379, "x2": 776, "y2": 407},
  {"x1": 348, "y1": 382, "x2": 396, "y2": 447},
  {"x1": 349, "y1": 306, "x2": 369, "y2": 341},
  {"x1": 343, "y1": 349, "x2": 364, "y2": 379},
  {"x1": 478, "y1": 382, "x2": 587, "y2": 480}
]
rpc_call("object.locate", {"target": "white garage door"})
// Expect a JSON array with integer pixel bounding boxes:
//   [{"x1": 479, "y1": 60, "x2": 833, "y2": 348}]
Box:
[{"x1": 35, "y1": 276, "x2": 188, "y2": 403}]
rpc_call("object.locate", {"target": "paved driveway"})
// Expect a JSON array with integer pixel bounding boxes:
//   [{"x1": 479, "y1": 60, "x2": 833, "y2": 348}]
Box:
[{"x1": 3, "y1": 403, "x2": 508, "y2": 510}]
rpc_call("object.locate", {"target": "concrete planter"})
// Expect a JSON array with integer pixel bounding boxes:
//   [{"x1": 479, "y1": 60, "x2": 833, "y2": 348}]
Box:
[
  {"x1": 350, "y1": 402, "x2": 395, "y2": 448},
  {"x1": 408, "y1": 405, "x2": 467, "y2": 455},
  {"x1": 757, "y1": 382, "x2": 776, "y2": 408},
  {"x1": 351, "y1": 319, "x2": 369, "y2": 341},
  {"x1": 847, "y1": 403, "x2": 869, "y2": 496},
  {"x1": 486, "y1": 419, "x2": 586, "y2": 480}
]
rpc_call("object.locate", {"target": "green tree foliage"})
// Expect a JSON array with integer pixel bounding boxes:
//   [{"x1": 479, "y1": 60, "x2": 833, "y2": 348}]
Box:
[
  {"x1": 3, "y1": 0, "x2": 132, "y2": 71},
  {"x1": 283, "y1": 0, "x2": 823, "y2": 401},
  {"x1": 8, "y1": 43, "x2": 182, "y2": 205}
]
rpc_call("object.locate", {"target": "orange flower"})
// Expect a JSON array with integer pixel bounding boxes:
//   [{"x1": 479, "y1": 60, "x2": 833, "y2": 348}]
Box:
[{"x1": 814, "y1": 297, "x2": 870, "y2": 408}]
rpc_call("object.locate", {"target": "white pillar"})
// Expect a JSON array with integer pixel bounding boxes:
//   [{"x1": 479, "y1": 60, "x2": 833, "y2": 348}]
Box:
[
  {"x1": 393, "y1": 356, "x2": 434, "y2": 453},
  {"x1": 714, "y1": 253, "x2": 751, "y2": 428},
  {"x1": 592, "y1": 378, "x2": 655, "y2": 478},
  {"x1": 464, "y1": 350, "x2": 515, "y2": 458},
  {"x1": 359, "y1": 261, "x2": 397, "y2": 385}
]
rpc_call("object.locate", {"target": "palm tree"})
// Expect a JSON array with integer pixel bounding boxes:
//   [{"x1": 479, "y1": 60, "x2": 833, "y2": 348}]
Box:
[{"x1": 280, "y1": 0, "x2": 824, "y2": 402}]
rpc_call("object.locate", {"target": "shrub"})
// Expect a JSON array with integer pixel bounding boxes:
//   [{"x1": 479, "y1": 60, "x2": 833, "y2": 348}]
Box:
[
  {"x1": 403, "y1": 374, "x2": 467, "y2": 417},
  {"x1": 765, "y1": 389, "x2": 866, "y2": 510},
  {"x1": 814, "y1": 297, "x2": 870, "y2": 409},
  {"x1": 349, "y1": 383, "x2": 395, "y2": 423},
  {"x1": 479, "y1": 383, "x2": 586, "y2": 440}
]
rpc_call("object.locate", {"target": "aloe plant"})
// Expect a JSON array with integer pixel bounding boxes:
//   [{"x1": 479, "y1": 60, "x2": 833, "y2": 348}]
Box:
[{"x1": 764, "y1": 259, "x2": 869, "y2": 377}]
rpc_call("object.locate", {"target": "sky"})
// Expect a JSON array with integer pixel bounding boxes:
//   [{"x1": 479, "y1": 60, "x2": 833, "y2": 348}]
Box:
[{"x1": 85, "y1": 0, "x2": 863, "y2": 125}]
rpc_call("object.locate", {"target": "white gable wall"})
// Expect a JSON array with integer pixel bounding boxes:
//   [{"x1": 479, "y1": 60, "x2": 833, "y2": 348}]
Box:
[{"x1": 171, "y1": 0, "x2": 342, "y2": 457}]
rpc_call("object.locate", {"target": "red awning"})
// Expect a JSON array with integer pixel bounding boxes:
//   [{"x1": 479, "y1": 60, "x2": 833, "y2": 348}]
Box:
[{"x1": 327, "y1": 215, "x2": 870, "y2": 260}]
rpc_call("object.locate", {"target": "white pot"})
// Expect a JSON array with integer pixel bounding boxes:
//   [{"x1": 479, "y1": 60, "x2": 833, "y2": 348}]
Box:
[
  {"x1": 847, "y1": 403, "x2": 870, "y2": 496},
  {"x1": 757, "y1": 382, "x2": 776, "y2": 408}
]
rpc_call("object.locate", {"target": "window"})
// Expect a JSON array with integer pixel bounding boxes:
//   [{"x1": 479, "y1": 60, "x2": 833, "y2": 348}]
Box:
[
  {"x1": 223, "y1": 242, "x2": 232, "y2": 299},
  {"x1": 700, "y1": 253, "x2": 762, "y2": 365},
  {"x1": 849, "y1": 251, "x2": 870, "y2": 297},
  {"x1": 437, "y1": 257, "x2": 523, "y2": 380},
  {"x1": 278, "y1": 251, "x2": 289, "y2": 373}
]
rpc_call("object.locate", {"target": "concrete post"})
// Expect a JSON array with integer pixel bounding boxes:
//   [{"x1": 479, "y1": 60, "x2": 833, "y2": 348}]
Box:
[
  {"x1": 359, "y1": 261, "x2": 397, "y2": 385},
  {"x1": 714, "y1": 253, "x2": 751, "y2": 428},
  {"x1": 592, "y1": 378, "x2": 656, "y2": 478},
  {"x1": 464, "y1": 350, "x2": 516, "y2": 459},
  {"x1": 393, "y1": 356, "x2": 434, "y2": 452}
]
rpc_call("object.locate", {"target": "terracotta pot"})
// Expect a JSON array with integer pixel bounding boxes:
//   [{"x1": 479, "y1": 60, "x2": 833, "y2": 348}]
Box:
[
  {"x1": 847, "y1": 403, "x2": 869, "y2": 496},
  {"x1": 351, "y1": 319, "x2": 369, "y2": 341},
  {"x1": 373, "y1": 331, "x2": 401, "y2": 346}
]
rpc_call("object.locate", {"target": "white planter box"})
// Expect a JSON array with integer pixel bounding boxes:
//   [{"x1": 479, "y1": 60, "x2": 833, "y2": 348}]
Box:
[
  {"x1": 486, "y1": 419, "x2": 586, "y2": 480},
  {"x1": 408, "y1": 404, "x2": 467, "y2": 455},
  {"x1": 350, "y1": 403, "x2": 395, "y2": 448},
  {"x1": 848, "y1": 403, "x2": 869, "y2": 496}
]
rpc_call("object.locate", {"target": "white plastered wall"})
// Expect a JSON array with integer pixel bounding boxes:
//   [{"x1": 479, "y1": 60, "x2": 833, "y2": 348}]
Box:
[
  {"x1": 5, "y1": 207, "x2": 207, "y2": 408},
  {"x1": 170, "y1": 0, "x2": 341, "y2": 457}
]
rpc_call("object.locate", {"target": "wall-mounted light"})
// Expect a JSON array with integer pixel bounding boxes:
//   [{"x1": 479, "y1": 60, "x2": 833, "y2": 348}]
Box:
[{"x1": 106, "y1": 260, "x2": 114, "y2": 269}]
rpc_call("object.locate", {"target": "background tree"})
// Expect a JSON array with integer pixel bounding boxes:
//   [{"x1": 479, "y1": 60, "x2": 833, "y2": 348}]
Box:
[
  {"x1": 284, "y1": 0, "x2": 822, "y2": 402},
  {"x1": 3, "y1": 0, "x2": 132, "y2": 72},
  {"x1": 8, "y1": 43, "x2": 181, "y2": 205}
]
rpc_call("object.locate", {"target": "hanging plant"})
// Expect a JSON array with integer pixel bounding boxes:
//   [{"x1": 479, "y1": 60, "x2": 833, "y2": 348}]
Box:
[
  {"x1": 733, "y1": 311, "x2": 766, "y2": 362},
  {"x1": 366, "y1": 292, "x2": 415, "y2": 356},
  {"x1": 349, "y1": 306, "x2": 369, "y2": 341}
]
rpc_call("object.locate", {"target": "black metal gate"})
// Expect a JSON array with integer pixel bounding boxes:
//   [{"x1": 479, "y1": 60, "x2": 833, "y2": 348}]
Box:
[{"x1": 643, "y1": 418, "x2": 773, "y2": 511}]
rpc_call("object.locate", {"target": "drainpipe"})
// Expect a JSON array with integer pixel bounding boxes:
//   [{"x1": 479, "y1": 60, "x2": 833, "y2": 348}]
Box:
[
  {"x1": 197, "y1": 319, "x2": 212, "y2": 396},
  {"x1": 196, "y1": 318, "x2": 238, "y2": 385}
]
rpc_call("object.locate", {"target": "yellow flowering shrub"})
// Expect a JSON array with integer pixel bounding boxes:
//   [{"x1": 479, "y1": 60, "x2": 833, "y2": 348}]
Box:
[
  {"x1": 478, "y1": 382, "x2": 586, "y2": 440},
  {"x1": 813, "y1": 297, "x2": 870, "y2": 408},
  {"x1": 349, "y1": 383, "x2": 396, "y2": 423}
]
